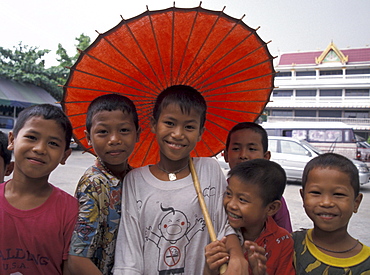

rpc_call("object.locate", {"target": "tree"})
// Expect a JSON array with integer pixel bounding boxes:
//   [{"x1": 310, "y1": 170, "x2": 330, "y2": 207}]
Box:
[{"x1": 0, "y1": 34, "x2": 91, "y2": 101}]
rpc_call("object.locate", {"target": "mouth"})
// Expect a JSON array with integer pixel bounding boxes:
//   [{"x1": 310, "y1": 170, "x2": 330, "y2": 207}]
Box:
[
  {"x1": 227, "y1": 211, "x2": 242, "y2": 220},
  {"x1": 107, "y1": 150, "x2": 125, "y2": 156},
  {"x1": 165, "y1": 141, "x2": 186, "y2": 149},
  {"x1": 317, "y1": 213, "x2": 337, "y2": 220},
  {"x1": 27, "y1": 157, "x2": 46, "y2": 164}
]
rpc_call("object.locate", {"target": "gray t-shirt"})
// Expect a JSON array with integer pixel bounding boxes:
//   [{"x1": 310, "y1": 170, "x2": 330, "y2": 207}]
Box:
[{"x1": 113, "y1": 157, "x2": 234, "y2": 275}]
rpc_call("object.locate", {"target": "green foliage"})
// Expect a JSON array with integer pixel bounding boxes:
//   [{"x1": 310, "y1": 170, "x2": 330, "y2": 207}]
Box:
[{"x1": 0, "y1": 34, "x2": 91, "y2": 102}]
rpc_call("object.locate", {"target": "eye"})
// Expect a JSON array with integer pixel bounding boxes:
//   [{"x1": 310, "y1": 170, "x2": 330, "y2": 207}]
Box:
[
  {"x1": 120, "y1": 128, "x2": 130, "y2": 133},
  {"x1": 334, "y1": 192, "x2": 346, "y2": 197},
  {"x1": 308, "y1": 190, "x2": 321, "y2": 195},
  {"x1": 239, "y1": 197, "x2": 248, "y2": 203},
  {"x1": 249, "y1": 147, "x2": 257, "y2": 151},
  {"x1": 185, "y1": 124, "x2": 196, "y2": 130},
  {"x1": 25, "y1": 135, "x2": 37, "y2": 141},
  {"x1": 97, "y1": 129, "x2": 108, "y2": 134},
  {"x1": 164, "y1": 121, "x2": 174, "y2": 127},
  {"x1": 49, "y1": 141, "x2": 60, "y2": 147},
  {"x1": 224, "y1": 190, "x2": 232, "y2": 197},
  {"x1": 231, "y1": 147, "x2": 240, "y2": 152}
]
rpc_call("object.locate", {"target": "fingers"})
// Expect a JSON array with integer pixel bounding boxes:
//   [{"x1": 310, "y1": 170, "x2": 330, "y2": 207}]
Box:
[
  {"x1": 205, "y1": 238, "x2": 229, "y2": 274},
  {"x1": 244, "y1": 241, "x2": 267, "y2": 275}
]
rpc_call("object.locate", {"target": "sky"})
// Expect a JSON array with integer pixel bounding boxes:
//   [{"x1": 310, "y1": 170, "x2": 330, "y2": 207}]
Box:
[{"x1": 1, "y1": 0, "x2": 370, "y2": 67}]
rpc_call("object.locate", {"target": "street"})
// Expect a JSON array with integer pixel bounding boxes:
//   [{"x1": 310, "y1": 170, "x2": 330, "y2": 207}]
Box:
[{"x1": 7, "y1": 150, "x2": 370, "y2": 246}]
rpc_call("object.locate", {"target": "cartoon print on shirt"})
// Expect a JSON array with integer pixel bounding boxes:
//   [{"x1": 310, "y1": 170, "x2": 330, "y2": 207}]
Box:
[{"x1": 145, "y1": 204, "x2": 206, "y2": 274}]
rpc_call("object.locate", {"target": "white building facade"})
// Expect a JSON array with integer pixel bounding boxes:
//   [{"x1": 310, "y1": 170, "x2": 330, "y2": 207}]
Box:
[{"x1": 265, "y1": 42, "x2": 370, "y2": 140}]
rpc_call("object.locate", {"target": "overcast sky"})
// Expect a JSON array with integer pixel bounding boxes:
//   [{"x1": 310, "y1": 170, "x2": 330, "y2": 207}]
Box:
[{"x1": 1, "y1": 0, "x2": 369, "y2": 67}]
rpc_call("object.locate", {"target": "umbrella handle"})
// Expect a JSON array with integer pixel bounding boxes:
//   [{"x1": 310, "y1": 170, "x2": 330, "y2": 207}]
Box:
[{"x1": 189, "y1": 157, "x2": 227, "y2": 274}]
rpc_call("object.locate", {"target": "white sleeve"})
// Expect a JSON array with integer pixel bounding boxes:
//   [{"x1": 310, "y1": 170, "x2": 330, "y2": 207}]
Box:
[{"x1": 113, "y1": 171, "x2": 144, "y2": 275}]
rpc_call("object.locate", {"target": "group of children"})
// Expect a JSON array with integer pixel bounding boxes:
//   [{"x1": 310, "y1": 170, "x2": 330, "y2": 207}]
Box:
[{"x1": 0, "y1": 85, "x2": 369, "y2": 275}]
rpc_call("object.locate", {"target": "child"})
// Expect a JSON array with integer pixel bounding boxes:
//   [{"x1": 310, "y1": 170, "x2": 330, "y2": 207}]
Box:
[
  {"x1": 224, "y1": 122, "x2": 293, "y2": 233},
  {"x1": 68, "y1": 94, "x2": 140, "y2": 275},
  {"x1": 113, "y1": 85, "x2": 246, "y2": 274},
  {"x1": 205, "y1": 159, "x2": 295, "y2": 275},
  {"x1": 0, "y1": 104, "x2": 78, "y2": 274},
  {"x1": 0, "y1": 131, "x2": 14, "y2": 182},
  {"x1": 293, "y1": 153, "x2": 370, "y2": 273}
]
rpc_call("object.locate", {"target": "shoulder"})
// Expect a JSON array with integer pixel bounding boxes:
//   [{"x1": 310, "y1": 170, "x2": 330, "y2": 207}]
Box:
[
  {"x1": 51, "y1": 185, "x2": 78, "y2": 210},
  {"x1": 266, "y1": 217, "x2": 293, "y2": 246}
]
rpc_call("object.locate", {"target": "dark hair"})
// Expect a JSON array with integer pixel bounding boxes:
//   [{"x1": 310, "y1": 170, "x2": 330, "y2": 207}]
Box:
[
  {"x1": 86, "y1": 94, "x2": 139, "y2": 133},
  {"x1": 302, "y1": 153, "x2": 360, "y2": 197},
  {"x1": 152, "y1": 85, "x2": 207, "y2": 129},
  {"x1": 13, "y1": 104, "x2": 72, "y2": 151},
  {"x1": 0, "y1": 131, "x2": 11, "y2": 166},
  {"x1": 228, "y1": 159, "x2": 286, "y2": 206},
  {"x1": 226, "y1": 122, "x2": 268, "y2": 152}
]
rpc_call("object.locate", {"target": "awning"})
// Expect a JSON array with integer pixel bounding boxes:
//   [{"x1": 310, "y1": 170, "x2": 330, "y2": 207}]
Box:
[{"x1": 0, "y1": 78, "x2": 58, "y2": 108}]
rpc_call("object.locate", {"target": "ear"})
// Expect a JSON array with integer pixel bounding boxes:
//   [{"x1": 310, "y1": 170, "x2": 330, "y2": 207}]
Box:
[
  {"x1": 5, "y1": 161, "x2": 14, "y2": 176},
  {"x1": 266, "y1": 200, "x2": 281, "y2": 216},
  {"x1": 60, "y1": 148, "x2": 72, "y2": 165},
  {"x1": 197, "y1": 127, "x2": 205, "y2": 142},
  {"x1": 85, "y1": 130, "x2": 92, "y2": 146},
  {"x1": 264, "y1": 151, "x2": 271, "y2": 160},
  {"x1": 7, "y1": 131, "x2": 15, "y2": 151},
  {"x1": 150, "y1": 117, "x2": 157, "y2": 134},
  {"x1": 224, "y1": 148, "x2": 229, "y2": 163},
  {"x1": 353, "y1": 193, "x2": 363, "y2": 213}
]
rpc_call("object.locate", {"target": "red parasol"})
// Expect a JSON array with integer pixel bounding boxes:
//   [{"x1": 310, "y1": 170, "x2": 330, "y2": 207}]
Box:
[{"x1": 62, "y1": 4, "x2": 275, "y2": 168}]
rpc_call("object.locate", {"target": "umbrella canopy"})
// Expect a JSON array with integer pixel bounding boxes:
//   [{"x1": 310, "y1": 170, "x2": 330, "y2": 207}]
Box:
[{"x1": 62, "y1": 5, "x2": 275, "y2": 167}]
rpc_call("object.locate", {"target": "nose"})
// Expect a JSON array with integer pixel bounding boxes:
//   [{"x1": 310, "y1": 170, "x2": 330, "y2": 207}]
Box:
[
  {"x1": 226, "y1": 196, "x2": 238, "y2": 210},
  {"x1": 171, "y1": 126, "x2": 184, "y2": 139},
  {"x1": 319, "y1": 194, "x2": 334, "y2": 207},
  {"x1": 239, "y1": 148, "x2": 248, "y2": 160},
  {"x1": 32, "y1": 141, "x2": 46, "y2": 154},
  {"x1": 108, "y1": 132, "x2": 122, "y2": 145}
]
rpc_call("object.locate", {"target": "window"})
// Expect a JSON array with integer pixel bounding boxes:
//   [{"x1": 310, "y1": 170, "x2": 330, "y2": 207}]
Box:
[
  {"x1": 320, "y1": 89, "x2": 342, "y2": 96},
  {"x1": 269, "y1": 139, "x2": 278, "y2": 153},
  {"x1": 271, "y1": 110, "x2": 293, "y2": 117},
  {"x1": 295, "y1": 110, "x2": 316, "y2": 117},
  {"x1": 273, "y1": 90, "x2": 293, "y2": 97},
  {"x1": 346, "y1": 68, "x2": 370, "y2": 75},
  {"x1": 296, "y1": 71, "x2": 316, "y2": 76},
  {"x1": 344, "y1": 111, "x2": 369, "y2": 118},
  {"x1": 308, "y1": 129, "x2": 342, "y2": 142},
  {"x1": 319, "y1": 110, "x2": 342, "y2": 117},
  {"x1": 276, "y1": 72, "x2": 291, "y2": 77},
  {"x1": 345, "y1": 89, "x2": 369, "y2": 96},
  {"x1": 319, "y1": 70, "x2": 342, "y2": 76},
  {"x1": 296, "y1": 90, "x2": 316, "y2": 97},
  {"x1": 280, "y1": 140, "x2": 307, "y2": 156}
]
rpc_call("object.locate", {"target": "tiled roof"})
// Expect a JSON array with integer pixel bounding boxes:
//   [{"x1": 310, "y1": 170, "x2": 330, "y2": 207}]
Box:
[{"x1": 278, "y1": 47, "x2": 370, "y2": 66}]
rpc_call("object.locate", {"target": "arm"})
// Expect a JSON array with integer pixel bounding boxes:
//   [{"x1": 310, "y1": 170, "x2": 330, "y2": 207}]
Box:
[
  {"x1": 67, "y1": 256, "x2": 102, "y2": 275},
  {"x1": 224, "y1": 234, "x2": 249, "y2": 275}
]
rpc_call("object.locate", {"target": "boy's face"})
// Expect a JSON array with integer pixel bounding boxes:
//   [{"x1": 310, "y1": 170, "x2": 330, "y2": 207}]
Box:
[
  {"x1": 300, "y1": 167, "x2": 363, "y2": 233},
  {"x1": 151, "y1": 103, "x2": 204, "y2": 163},
  {"x1": 225, "y1": 128, "x2": 270, "y2": 169},
  {"x1": 86, "y1": 110, "x2": 139, "y2": 171},
  {"x1": 8, "y1": 116, "x2": 71, "y2": 181},
  {"x1": 224, "y1": 176, "x2": 271, "y2": 232}
]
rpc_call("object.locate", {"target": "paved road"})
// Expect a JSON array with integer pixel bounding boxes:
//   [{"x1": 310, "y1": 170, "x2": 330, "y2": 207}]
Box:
[{"x1": 6, "y1": 150, "x2": 369, "y2": 246}]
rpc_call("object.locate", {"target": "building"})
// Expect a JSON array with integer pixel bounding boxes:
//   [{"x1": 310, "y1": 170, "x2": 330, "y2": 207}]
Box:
[{"x1": 265, "y1": 42, "x2": 370, "y2": 140}]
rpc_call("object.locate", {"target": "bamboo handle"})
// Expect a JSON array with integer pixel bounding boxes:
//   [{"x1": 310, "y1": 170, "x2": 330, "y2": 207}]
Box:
[{"x1": 189, "y1": 157, "x2": 227, "y2": 274}]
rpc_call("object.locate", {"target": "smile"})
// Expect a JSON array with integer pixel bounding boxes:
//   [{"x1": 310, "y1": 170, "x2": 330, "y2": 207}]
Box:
[
  {"x1": 227, "y1": 211, "x2": 241, "y2": 219},
  {"x1": 166, "y1": 141, "x2": 185, "y2": 149}
]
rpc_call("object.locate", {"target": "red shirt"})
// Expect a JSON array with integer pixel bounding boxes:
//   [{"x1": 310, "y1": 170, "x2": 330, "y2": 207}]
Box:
[{"x1": 244, "y1": 216, "x2": 295, "y2": 275}]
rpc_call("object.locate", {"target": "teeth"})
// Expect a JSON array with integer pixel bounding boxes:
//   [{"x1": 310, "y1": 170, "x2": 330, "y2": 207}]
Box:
[
  {"x1": 319, "y1": 214, "x2": 335, "y2": 218},
  {"x1": 228, "y1": 212, "x2": 240, "y2": 219}
]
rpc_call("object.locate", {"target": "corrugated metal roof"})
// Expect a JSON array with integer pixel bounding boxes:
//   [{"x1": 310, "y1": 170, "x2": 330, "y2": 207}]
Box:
[{"x1": 0, "y1": 78, "x2": 57, "y2": 108}]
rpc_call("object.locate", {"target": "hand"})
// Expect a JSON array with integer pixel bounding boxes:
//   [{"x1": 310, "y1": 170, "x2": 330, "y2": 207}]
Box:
[
  {"x1": 244, "y1": 240, "x2": 267, "y2": 275},
  {"x1": 204, "y1": 237, "x2": 229, "y2": 275}
]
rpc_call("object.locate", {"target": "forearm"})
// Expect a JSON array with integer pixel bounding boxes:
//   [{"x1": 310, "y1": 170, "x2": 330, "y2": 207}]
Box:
[{"x1": 224, "y1": 234, "x2": 249, "y2": 275}]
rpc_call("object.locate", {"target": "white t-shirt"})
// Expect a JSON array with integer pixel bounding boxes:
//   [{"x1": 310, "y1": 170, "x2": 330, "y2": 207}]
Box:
[{"x1": 113, "y1": 157, "x2": 234, "y2": 275}]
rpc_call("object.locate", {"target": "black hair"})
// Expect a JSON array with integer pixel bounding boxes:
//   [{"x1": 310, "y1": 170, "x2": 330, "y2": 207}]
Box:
[
  {"x1": 13, "y1": 104, "x2": 72, "y2": 151},
  {"x1": 228, "y1": 159, "x2": 286, "y2": 206},
  {"x1": 152, "y1": 85, "x2": 207, "y2": 129},
  {"x1": 226, "y1": 122, "x2": 268, "y2": 152},
  {"x1": 0, "y1": 131, "x2": 11, "y2": 166},
  {"x1": 302, "y1": 153, "x2": 360, "y2": 197},
  {"x1": 86, "y1": 94, "x2": 139, "y2": 133}
]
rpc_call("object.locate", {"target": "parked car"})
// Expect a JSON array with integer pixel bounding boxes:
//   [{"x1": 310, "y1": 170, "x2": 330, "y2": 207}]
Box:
[
  {"x1": 356, "y1": 141, "x2": 370, "y2": 162},
  {"x1": 213, "y1": 136, "x2": 370, "y2": 185},
  {"x1": 268, "y1": 136, "x2": 370, "y2": 185}
]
